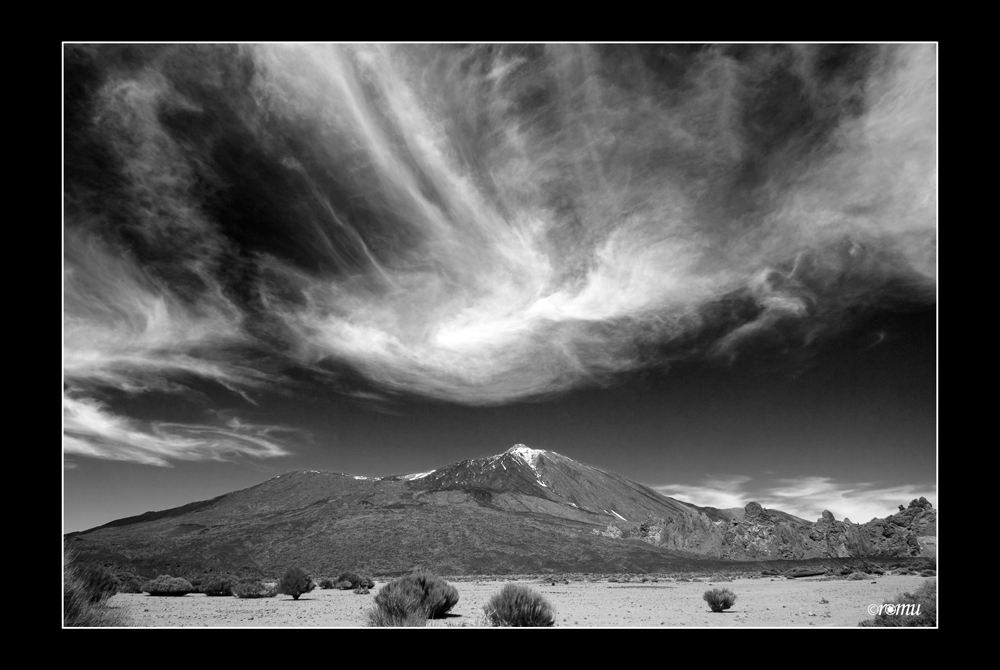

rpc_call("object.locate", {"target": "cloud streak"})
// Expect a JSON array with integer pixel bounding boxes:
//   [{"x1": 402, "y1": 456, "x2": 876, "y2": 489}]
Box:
[
  {"x1": 63, "y1": 230, "x2": 272, "y2": 397},
  {"x1": 64, "y1": 44, "x2": 936, "y2": 409},
  {"x1": 63, "y1": 395, "x2": 294, "y2": 467}
]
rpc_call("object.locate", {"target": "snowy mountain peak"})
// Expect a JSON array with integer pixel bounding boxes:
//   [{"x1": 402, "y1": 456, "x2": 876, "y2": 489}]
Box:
[{"x1": 505, "y1": 444, "x2": 545, "y2": 471}]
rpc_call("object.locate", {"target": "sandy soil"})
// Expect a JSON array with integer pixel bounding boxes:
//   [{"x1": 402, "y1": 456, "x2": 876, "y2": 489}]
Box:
[{"x1": 107, "y1": 575, "x2": 934, "y2": 627}]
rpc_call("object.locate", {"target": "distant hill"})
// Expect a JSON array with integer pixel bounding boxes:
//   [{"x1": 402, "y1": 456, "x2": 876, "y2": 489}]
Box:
[{"x1": 65, "y1": 445, "x2": 936, "y2": 576}]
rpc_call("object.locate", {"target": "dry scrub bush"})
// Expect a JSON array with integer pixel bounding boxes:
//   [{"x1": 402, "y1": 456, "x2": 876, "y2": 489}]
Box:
[
  {"x1": 366, "y1": 570, "x2": 458, "y2": 626},
  {"x1": 858, "y1": 580, "x2": 936, "y2": 627},
  {"x1": 74, "y1": 563, "x2": 118, "y2": 603},
  {"x1": 114, "y1": 572, "x2": 144, "y2": 594},
  {"x1": 64, "y1": 549, "x2": 132, "y2": 627},
  {"x1": 335, "y1": 572, "x2": 359, "y2": 588},
  {"x1": 483, "y1": 584, "x2": 556, "y2": 627},
  {"x1": 703, "y1": 587, "x2": 737, "y2": 612},
  {"x1": 319, "y1": 578, "x2": 335, "y2": 589},
  {"x1": 366, "y1": 587, "x2": 427, "y2": 627},
  {"x1": 335, "y1": 572, "x2": 375, "y2": 589},
  {"x1": 277, "y1": 567, "x2": 315, "y2": 600},
  {"x1": 233, "y1": 578, "x2": 278, "y2": 599},
  {"x1": 142, "y1": 575, "x2": 194, "y2": 596},
  {"x1": 201, "y1": 577, "x2": 235, "y2": 596}
]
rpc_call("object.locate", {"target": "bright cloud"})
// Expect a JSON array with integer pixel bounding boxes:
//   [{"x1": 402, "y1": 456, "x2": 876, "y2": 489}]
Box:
[
  {"x1": 64, "y1": 44, "x2": 936, "y2": 409},
  {"x1": 63, "y1": 395, "x2": 293, "y2": 467}
]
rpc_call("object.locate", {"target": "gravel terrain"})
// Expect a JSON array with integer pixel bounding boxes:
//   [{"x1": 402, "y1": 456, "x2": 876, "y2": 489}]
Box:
[{"x1": 105, "y1": 574, "x2": 934, "y2": 627}]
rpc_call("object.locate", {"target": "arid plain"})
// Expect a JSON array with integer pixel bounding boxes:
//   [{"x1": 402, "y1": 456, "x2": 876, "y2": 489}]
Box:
[{"x1": 107, "y1": 574, "x2": 934, "y2": 627}]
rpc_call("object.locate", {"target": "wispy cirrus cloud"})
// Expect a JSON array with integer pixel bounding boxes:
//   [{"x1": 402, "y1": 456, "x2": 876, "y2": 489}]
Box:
[
  {"x1": 654, "y1": 475, "x2": 936, "y2": 522},
  {"x1": 653, "y1": 475, "x2": 754, "y2": 511},
  {"x1": 63, "y1": 395, "x2": 294, "y2": 467},
  {"x1": 64, "y1": 44, "x2": 936, "y2": 409},
  {"x1": 63, "y1": 220, "x2": 275, "y2": 400},
  {"x1": 255, "y1": 44, "x2": 936, "y2": 403}
]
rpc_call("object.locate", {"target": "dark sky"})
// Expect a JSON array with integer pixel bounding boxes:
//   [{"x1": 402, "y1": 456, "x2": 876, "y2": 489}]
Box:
[{"x1": 63, "y1": 44, "x2": 937, "y2": 532}]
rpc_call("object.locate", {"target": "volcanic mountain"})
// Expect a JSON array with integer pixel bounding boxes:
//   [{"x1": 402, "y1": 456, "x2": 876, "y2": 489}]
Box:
[{"x1": 66, "y1": 445, "x2": 936, "y2": 577}]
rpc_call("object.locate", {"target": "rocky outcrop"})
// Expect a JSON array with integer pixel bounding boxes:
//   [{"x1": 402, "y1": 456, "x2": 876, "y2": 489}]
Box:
[
  {"x1": 648, "y1": 498, "x2": 936, "y2": 561},
  {"x1": 810, "y1": 497, "x2": 936, "y2": 558}
]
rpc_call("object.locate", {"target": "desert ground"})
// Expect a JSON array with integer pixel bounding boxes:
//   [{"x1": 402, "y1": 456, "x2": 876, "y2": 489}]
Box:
[{"x1": 105, "y1": 574, "x2": 934, "y2": 627}]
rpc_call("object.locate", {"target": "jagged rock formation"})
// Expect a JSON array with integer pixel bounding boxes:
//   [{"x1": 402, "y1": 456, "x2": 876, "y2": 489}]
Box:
[
  {"x1": 809, "y1": 497, "x2": 936, "y2": 557},
  {"x1": 608, "y1": 497, "x2": 935, "y2": 561}
]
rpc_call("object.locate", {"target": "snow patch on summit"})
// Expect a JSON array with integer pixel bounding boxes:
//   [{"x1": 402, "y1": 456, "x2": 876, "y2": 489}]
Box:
[
  {"x1": 506, "y1": 444, "x2": 549, "y2": 488},
  {"x1": 507, "y1": 444, "x2": 544, "y2": 472}
]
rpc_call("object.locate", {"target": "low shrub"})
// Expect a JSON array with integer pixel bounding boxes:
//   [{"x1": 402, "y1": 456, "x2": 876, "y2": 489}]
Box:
[
  {"x1": 848, "y1": 572, "x2": 866, "y2": 580},
  {"x1": 201, "y1": 577, "x2": 235, "y2": 597},
  {"x1": 64, "y1": 550, "x2": 132, "y2": 627},
  {"x1": 186, "y1": 573, "x2": 209, "y2": 590},
  {"x1": 367, "y1": 570, "x2": 458, "y2": 626},
  {"x1": 277, "y1": 567, "x2": 315, "y2": 600},
  {"x1": 336, "y1": 572, "x2": 360, "y2": 588},
  {"x1": 366, "y1": 587, "x2": 427, "y2": 627},
  {"x1": 74, "y1": 563, "x2": 119, "y2": 603},
  {"x1": 354, "y1": 587, "x2": 370, "y2": 595},
  {"x1": 319, "y1": 578, "x2": 336, "y2": 589},
  {"x1": 233, "y1": 578, "x2": 278, "y2": 599},
  {"x1": 142, "y1": 575, "x2": 194, "y2": 597},
  {"x1": 858, "y1": 580, "x2": 936, "y2": 627},
  {"x1": 703, "y1": 587, "x2": 737, "y2": 613},
  {"x1": 114, "y1": 572, "x2": 144, "y2": 594},
  {"x1": 483, "y1": 584, "x2": 556, "y2": 627},
  {"x1": 334, "y1": 572, "x2": 375, "y2": 590},
  {"x1": 784, "y1": 568, "x2": 827, "y2": 579}
]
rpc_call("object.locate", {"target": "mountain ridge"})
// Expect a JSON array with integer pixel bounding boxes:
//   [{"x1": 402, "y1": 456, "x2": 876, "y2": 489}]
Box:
[{"x1": 65, "y1": 445, "x2": 935, "y2": 576}]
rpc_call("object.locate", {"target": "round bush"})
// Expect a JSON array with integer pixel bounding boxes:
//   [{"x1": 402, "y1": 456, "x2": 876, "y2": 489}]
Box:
[
  {"x1": 703, "y1": 587, "x2": 737, "y2": 612},
  {"x1": 372, "y1": 570, "x2": 458, "y2": 621},
  {"x1": 483, "y1": 584, "x2": 555, "y2": 627},
  {"x1": 366, "y1": 587, "x2": 427, "y2": 627},
  {"x1": 142, "y1": 575, "x2": 194, "y2": 597},
  {"x1": 233, "y1": 578, "x2": 277, "y2": 599},
  {"x1": 319, "y1": 578, "x2": 336, "y2": 589},
  {"x1": 336, "y1": 572, "x2": 360, "y2": 588},
  {"x1": 114, "y1": 572, "x2": 144, "y2": 594},
  {"x1": 334, "y1": 572, "x2": 375, "y2": 590},
  {"x1": 201, "y1": 577, "x2": 235, "y2": 596},
  {"x1": 277, "y1": 567, "x2": 315, "y2": 600}
]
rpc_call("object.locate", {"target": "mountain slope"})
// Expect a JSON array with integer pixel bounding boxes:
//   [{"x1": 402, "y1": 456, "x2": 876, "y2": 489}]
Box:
[{"x1": 65, "y1": 445, "x2": 935, "y2": 576}]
